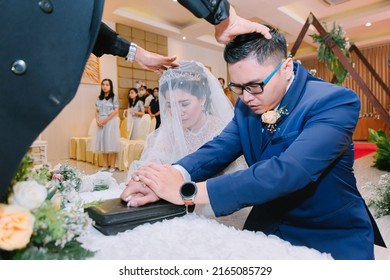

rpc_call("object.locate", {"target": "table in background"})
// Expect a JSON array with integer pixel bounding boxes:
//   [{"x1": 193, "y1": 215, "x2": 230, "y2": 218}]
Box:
[
  {"x1": 353, "y1": 118, "x2": 388, "y2": 141},
  {"x1": 69, "y1": 137, "x2": 144, "y2": 171}
]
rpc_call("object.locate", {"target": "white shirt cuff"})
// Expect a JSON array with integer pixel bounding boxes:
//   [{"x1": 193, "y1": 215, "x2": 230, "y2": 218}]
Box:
[{"x1": 172, "y1": 164, "x2": 191, "y2": 182}]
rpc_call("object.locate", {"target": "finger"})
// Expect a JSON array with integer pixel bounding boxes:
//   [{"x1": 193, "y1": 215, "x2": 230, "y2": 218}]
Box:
[
  {"x1": 121, "y1": 183, "x2": 145, "y2": 199},
  {"x1": 165, "y1": 56, "x2": 178, "y2": 67},
  {"x1": 128, "y1": 195, "x2": 159, "y2": 208},
  {"x1": 254, "y1": 24, "x2": 271, "y2": 39},
  {"x1": 125, "y1": 192, "x2": 144, "y2": 207},
  {"x1": 138, "y1": 174, "x2": 158, "y2": 191}
]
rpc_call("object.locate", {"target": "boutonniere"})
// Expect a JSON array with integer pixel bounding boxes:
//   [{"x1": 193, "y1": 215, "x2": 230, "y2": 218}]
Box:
[{"x1": 261, "y1": 105, "x2": 289, "y2": 135}]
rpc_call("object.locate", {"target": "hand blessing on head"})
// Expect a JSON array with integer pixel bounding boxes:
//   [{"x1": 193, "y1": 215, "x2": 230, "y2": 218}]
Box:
[
  {"x1": 134, "y1": 47, "x2": 179, "y2": 75},
  {"x1": 215, "y1": 6, "x2": 272, "y2": 45}
]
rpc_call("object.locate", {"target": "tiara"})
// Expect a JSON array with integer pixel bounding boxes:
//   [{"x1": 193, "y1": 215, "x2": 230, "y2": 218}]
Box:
[{"x1": 160, "y1": 71, "x2": 203, "y2": 85}]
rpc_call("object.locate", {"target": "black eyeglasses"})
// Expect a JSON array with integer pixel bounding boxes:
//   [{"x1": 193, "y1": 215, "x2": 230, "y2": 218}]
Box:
[{"x1": 228, "y1": 61, "x2": 284, "y2": 95}]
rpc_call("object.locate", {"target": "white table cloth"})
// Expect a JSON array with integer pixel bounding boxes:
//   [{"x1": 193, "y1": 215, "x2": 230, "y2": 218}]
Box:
[{"x1": 76, "y1": 179, "x2": 332, "y2": 260}]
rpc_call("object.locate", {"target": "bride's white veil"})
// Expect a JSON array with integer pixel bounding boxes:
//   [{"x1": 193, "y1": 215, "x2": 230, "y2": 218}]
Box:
[{"x1": 126, "y1": 60, "x2": 235, "y2": 179}]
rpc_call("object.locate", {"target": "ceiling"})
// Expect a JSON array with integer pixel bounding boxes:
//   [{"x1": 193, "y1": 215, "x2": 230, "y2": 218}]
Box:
[{"x1": 103, "y1": 0, "x2": 390, "y2": 58}]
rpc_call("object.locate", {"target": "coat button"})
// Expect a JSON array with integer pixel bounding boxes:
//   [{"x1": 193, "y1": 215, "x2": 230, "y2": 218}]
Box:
[
  {"x1": 11, "y1": 60, "x2": 27, "y2": 75},
  {"x1": 38, "y1": 0, "x2": 53, "y2": 14}
]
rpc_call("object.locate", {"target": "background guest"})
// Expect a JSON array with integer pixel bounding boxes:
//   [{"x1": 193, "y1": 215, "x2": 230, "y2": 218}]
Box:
[
  {"x1": 148, "y1": 87, "x2": 161, "y2": 129},
  {"x1": 144, "y1": 88, "x2": 155, "y2": 114},
  {"x1": 90, "y1": 79, "x2": 120, "y2": 172},
  {"x1": 218, "y1": 77, "x2": 236, "y2": 106},
  {"x1": 125, "y1": 88, "x2": 145, "y2": 140}
]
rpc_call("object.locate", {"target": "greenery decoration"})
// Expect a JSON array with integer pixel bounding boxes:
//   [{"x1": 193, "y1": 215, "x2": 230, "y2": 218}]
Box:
[
  {"x1": 0, "y1": 154, "x2": 94, "y2": 260},
  {"x1": 369, "y1": 129, "x2": 390, "y2": 172},
  {"x1": 310, "y1": 22, "x2": 353, "y2": 85}
]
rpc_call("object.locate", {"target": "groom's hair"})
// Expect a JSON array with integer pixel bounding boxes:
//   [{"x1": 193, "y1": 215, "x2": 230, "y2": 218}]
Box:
[{"x1": 224, "y1": 26, "x2": 287, "y2": 66}]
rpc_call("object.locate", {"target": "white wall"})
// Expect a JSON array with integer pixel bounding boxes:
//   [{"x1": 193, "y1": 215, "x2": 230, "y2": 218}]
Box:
[
  {"x1": 42, "y1": 26, "x2": 225, "y2": 162},
  {"x1": 168, "y1": 38, "x2": 227, "y2": 81}
]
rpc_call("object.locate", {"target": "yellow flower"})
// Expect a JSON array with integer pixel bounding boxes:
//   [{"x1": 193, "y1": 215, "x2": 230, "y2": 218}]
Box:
[{"x1": 0, "y1": 204, "x2": 35, "y2": 251}]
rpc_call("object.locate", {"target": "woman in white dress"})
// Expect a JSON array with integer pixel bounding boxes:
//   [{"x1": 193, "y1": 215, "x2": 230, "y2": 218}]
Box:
[
  {"x1": 122, "y1": 60, "x2": 248, "y2": 221},
  {"x1": 90, "y1": 79, "x2": 120, "y2": 172}
]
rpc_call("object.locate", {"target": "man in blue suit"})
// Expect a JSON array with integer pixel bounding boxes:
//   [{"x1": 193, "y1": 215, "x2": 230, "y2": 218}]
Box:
[{"x1": 123, "y1": 27, "x2": 385, "y2": 259}]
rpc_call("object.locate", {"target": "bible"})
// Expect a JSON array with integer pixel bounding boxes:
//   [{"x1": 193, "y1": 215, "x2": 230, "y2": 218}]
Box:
[{"x1": 85, "y1": 198, "x2": 191, "y2": 235}]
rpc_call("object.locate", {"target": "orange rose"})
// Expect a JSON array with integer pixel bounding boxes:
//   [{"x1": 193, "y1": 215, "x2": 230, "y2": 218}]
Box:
[{"x1": 0, "y1": 203, "x2": 35, "y2": 251}]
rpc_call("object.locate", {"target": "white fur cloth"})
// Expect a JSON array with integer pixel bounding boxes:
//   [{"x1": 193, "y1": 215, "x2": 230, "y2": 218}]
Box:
[{"x1": 76, "y1": 174, "x2": 332, "y2": 260}]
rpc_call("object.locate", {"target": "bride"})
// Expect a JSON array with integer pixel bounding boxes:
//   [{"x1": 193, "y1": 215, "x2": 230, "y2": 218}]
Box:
[
  {"x1": 126, "y1": 60, "x2": 245, "y2": 177},
  {"x1": 121, "y1": 60, "x2": 248, "y2": 225}
]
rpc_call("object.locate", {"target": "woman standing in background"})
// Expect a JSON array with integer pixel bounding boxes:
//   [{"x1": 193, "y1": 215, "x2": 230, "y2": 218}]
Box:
[
  {"x1": 90, "y1": 79, "x2": 120, "y2": 172},
  {"x1": 125, "y1": 87, "x2": 145, "y2": 139},
  {"x1": 148, "y1": 87, "x2": 161, "y2": 129}
]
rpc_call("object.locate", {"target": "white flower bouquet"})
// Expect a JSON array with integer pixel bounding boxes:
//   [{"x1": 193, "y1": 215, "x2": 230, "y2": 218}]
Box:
[
  {"x1": 364, "y1": 173, "x2": 390, "y2": 218},
  {"x1": 0, "y1": 155, "x2": 94, "y2": 259}
]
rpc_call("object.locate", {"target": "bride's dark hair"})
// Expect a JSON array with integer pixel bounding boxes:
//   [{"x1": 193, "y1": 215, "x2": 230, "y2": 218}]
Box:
[{"x1": 159, "y1": 61, "x2": 211, "y2": 112}]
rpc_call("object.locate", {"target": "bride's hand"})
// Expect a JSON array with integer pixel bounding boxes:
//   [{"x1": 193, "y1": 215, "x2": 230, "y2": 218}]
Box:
[{"x1": 120, "y1": 179, "x2": 159, "y2": 207}]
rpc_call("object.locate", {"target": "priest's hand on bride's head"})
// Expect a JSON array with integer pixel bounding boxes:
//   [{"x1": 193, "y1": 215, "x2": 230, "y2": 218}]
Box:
[
  {"x1": 120, "y1": 179, "x2": 159, "y2": 207},
  {"x1": 133, "y1": 163, "x2": 185, "y2": 205}
]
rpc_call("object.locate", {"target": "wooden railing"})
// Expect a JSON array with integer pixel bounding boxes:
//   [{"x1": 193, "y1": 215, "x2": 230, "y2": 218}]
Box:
[{"x1": 289, "y1": 12, "x2": 390, "y2": 128}]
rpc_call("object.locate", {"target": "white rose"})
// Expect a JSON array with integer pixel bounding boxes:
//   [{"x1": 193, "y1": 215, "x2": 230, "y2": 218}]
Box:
[
  {"x1": 8, "y1": 181, "x2": 47, "y2": 210},
  {"x1": 261, "y1": 110, "x2": 281, "y2": 125}
]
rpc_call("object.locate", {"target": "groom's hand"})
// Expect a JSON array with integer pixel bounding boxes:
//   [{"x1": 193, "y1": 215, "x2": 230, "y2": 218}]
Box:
[{"x1": 134, "y1": 163, "x2": 185, "y2": 205}]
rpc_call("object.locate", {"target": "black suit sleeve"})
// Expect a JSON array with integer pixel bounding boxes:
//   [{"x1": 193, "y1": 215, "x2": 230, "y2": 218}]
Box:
[
  {"x1": 92, "y1": 22, "x2": 130, "y2": 57},
  {"x1": 178, "y1": 0, "x2": 230, "y2": 25}
]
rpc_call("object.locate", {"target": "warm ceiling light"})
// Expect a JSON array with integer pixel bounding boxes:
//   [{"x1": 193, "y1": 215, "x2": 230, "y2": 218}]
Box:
[
  {"x1": 182, "y1": 36, "x2": 186, "y2": 40},
  {"x1": 365, "y1": 22, "x2": 372, "y2": 27}
]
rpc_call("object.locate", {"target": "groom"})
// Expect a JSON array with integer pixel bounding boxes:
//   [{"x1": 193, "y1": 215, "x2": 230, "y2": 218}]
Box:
[{"x1": 122, "y1": 27, "x2": 386, "y2": 259}]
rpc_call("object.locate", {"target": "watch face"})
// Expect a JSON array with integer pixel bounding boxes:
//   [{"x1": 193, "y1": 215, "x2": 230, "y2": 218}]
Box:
[{"x1": 180, "y1": 182, "x2": 196, "y2": 198}]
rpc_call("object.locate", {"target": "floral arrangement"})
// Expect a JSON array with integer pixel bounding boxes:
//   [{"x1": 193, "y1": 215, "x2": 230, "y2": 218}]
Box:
[
  {"x1": 310, "y1": 22, "x2": 353, "y2": 85},
  {"x1": 0, "y1": 154, "x2": 109, "y2": 260},
  {"x1": 364, "y1": 173, "x2": 390, "y2": 218},
  {"x1": 262, "y1": 105, "x2": 289, "y2": 134}
]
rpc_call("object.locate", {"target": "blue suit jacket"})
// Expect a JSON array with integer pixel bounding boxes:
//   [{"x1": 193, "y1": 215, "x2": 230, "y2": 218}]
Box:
[{"x1": 177, "y1": 62, "x2": 385, "y2": 259}]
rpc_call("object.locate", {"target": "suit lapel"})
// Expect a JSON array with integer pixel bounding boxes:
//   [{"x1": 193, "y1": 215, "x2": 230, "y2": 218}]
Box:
[
  {"x1": 259, "y1": 63, "x2": 308, "y2": 158},
  {"x1": 247, "y1": 112, "x2": 263, "y2": 162},
  {"x1": 276, "y1": 62, "x2": 308, "y2": 129}
]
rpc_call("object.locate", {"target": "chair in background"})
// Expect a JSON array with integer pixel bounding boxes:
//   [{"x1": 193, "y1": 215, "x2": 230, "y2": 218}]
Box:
[
  {"x1": 117, "y1": 115, "x2": 151, "y2": 171},
  {"x1": 120, "y1": 117, "x2": 133, "y2": 139},
  {"x1": 69, "y1": 118, "x2": 95, "y2": 162},
  {"x1": 149, "y1": 117, "x2": 157, "y2": 134},
  {"x1": 135, "y1": 114, "x2": 151, "y2": 141}
]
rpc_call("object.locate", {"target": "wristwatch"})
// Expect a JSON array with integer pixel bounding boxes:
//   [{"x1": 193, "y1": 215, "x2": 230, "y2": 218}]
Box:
[
  {"x1": 179, "y1": 182, "x2": 197, "y2": 206},
  {"x1": 126, "y1": 43, "x2": 138, "y2": 62}
]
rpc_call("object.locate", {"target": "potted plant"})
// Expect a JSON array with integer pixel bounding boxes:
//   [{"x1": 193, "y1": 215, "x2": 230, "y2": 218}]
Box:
[{"x1": 368, "y1": 128, "x2": 390, "y2": 171}]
